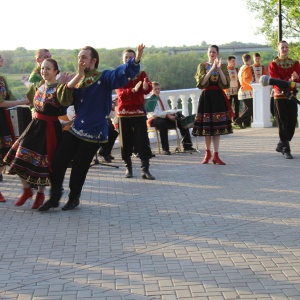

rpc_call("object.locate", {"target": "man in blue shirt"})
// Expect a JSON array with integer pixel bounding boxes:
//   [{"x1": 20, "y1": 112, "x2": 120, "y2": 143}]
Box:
[{"x1": 39, "y1": 44, "x2": 144, "y2": 211}]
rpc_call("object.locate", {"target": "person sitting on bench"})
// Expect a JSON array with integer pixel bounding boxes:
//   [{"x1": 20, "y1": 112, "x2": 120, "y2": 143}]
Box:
[{"x1": 146, "y1": 81, "x2": 196, "y2": 155}]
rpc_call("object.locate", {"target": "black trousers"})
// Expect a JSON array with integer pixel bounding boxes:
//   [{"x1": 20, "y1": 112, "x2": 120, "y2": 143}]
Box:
[
  {"x1": 150, "y1": 117, "x2": 192, "y2": 151},
  {"x1": 100, "y1": 120, "x2": 119, "y2": 156},
  {"x1": 50, "y1": 131, "x2": 99, "y2": 196},
  {"x1": 235, "y1": 98, "x2": 253, "y2": 126},
  {"x1": 229, "y1": 94, "x2": 240, "y2": 120},
  {"x1": 275, "y1": 98, "x2": 298, "y2": 142},
  {"x1": 270, "y1": 96, "x2": 275, "y2": 117},
  {"x1": 119, "y1": 116, "x2": 152, "y2": 161}
]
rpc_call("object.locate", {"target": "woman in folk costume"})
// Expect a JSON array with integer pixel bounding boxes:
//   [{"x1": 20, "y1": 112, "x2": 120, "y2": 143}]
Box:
[
  {"x1": 4, "y1": 58, "x2": 84, "y2": 209},
  {"x1": 0, "y1": 54, "x2": 29, "y2": 202},
  {"x1": 192, "y1": 45, "x2": 233, "y2": 165}
]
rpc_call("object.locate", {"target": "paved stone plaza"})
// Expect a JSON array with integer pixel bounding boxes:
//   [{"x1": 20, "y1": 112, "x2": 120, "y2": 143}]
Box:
[{"x1": 1, "y1": 127, "x2": 300, "y2": 300}]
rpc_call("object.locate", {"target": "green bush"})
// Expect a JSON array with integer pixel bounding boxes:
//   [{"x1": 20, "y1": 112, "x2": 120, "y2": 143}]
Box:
[{"x1": 4, "y1": 74, "x2": 28, "y2": 99}]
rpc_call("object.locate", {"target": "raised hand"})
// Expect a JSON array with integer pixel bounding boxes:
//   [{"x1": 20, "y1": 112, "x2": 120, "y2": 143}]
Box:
[
  {"x1": 134, "y1": 81, "x2": 142, "y2": 92},
  {"x1": 20, "y1": 75, "x2": 30, "y2": 87},
  {"x1": 217, "y1": 57, "x2": 222, "y2": 69},
  {"x1": 291, "y1": 71, "x2": 299, "y2": 81},
  {"x1": 21, "y1": 75, "x2": 29, "y2": 83},
  {"x1": 58, "y1": 72, "x2": 76, "y2": 84},
  {"x1": 213, "y1": 58, "x2": 222, "y2": 71},
  {"x1": 212, "y1": 59, "x2": 218, "y2": 70},
  {"x1": 78, "y1": 61, "x2": 86, "y2": 75},
  {"x1": 65, "y1": 61, "x2": 86, "y2": 89},
  {"x1": 142, "y1": 78, "x2": 151, "y2": 91},
  {"x1": 135, "y1": 44, "x2": 145, "y2": 63}
]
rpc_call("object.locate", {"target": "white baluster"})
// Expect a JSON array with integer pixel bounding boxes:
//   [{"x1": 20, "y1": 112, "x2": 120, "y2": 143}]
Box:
[
  {"x1": 190, "y1": 90, "x2": 202, "y2": 114},
  {"x1": 180, "y1": 94, "x2": 189, "y2": 116},
  {"x1": 251, "y1": 83, "x2": 272, "y2": 128}
]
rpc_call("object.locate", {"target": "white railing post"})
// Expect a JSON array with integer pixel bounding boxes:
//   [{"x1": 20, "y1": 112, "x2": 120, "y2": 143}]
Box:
[
  {"x1": 169, "y1": 95, "x2": 178, "y2": 109},
  {"x1": 180, "y1": 94, "x2": 189, "y2": 117},
  {"x1": 190, "y1": 90, "x2": 202, "y2": 114},
  {"x1": 251, "y1": 83, "x2": 272, "y2": 128}
]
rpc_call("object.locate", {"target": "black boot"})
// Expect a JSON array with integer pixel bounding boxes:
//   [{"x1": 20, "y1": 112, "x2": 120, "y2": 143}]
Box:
[
  {"x1": 124, "y1": 158, "x2": 133, "y2": 178},
  {"x1": 282, "y1": 141, "x2": 293, "y2": 159},
  {"x1": 125, "y1": 168, "x2": 133, "y2": 178},
  {"x1": 38, "y1": 187, "x2": 63, "y2": 211},
  {"x1": 62, "y1": 191, "x2": 80, "y2": 211},
  {"x1": 276, "y1": 140, "x2": 283, "y2": 153},
  {"x1": 141, "y1": 159, "x2": 155, "y2": 180}
]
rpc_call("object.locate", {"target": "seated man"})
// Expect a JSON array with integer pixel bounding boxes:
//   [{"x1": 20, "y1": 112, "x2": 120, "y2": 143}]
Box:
[{"x1": 146, "y1": 81, "x2": 196, "y2": 155}]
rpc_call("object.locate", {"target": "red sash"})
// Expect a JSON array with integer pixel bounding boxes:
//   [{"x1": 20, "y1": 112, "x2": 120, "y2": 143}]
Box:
[
  {"x1": 35, "y1": 112, "x2": 59, "y2": 172},
  {"x1": 203, "y1": 86, "x2": 235, "y2": 118}
]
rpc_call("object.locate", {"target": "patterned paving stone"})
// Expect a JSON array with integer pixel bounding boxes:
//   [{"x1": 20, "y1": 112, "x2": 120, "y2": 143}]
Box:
[{"x1": 1, "y1": 128, "x2": 300, "y2": 299}]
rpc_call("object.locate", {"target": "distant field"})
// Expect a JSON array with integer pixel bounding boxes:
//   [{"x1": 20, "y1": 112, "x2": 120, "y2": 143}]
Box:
[{"x1": 4, "y1": 74, "x2": 28, "y2": 99}]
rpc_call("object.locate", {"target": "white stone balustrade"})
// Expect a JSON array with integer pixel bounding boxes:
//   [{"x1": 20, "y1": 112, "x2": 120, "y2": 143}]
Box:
[
  {"x1": 155, "y1": 89, "x2": 202, "y2": 141},
  {"x1": 160, "y1": 88, "x2": 202, "y2": 115},
  {"x1": 112, "y1": 85, "x2": 276, "y2": 149}
]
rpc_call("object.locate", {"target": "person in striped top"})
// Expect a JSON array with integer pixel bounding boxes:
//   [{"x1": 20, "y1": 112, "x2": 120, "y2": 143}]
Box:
[
  {"x1": 224, "y1": 56, "x2": 240, "y2": 122},
  {"x1": 251, "y1": 53, "x2": 267, "y2": 83}
]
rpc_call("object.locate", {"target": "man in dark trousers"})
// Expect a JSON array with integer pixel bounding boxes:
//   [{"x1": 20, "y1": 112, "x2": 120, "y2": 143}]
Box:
[
  {"x1": 98, "y1": 98, "x2": 119, "y2": 163},
  {"x1": 269, "y1": 40, "x2": 300, "y2": 159},
  {"x1": 39, "y1": 44, "x2": 144, "y2": 211},
  {"x1": 116, "y1": 48, "x2": 155, "y2": 180}
]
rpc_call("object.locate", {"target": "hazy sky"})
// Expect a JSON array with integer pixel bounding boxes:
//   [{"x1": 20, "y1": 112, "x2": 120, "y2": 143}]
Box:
[{"x1": 2, "y1": 0, "x2": 266, "y2": 51}]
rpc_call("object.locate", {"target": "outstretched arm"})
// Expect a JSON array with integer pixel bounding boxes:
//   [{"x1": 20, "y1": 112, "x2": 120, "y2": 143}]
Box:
[
  {"x1": 0, "y1": 98, "x2": 29, "y2": 108},
  {"x1": 21, "y1": 75, "x2": 31, "y2": 87}
]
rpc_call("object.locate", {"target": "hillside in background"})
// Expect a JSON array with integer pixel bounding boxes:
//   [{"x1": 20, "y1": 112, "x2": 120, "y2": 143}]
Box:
[{"x1": 1, "y1": 42, "x2": 276, "y2": 99}]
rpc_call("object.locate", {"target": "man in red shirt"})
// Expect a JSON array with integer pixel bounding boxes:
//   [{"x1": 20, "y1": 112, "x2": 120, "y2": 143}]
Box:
[
  {"x1": 269, "y1": 40, "x2": 300, "y2": 159},
  {"x1": 116, "y1": 48, "x2": 155, "y2": 180}
]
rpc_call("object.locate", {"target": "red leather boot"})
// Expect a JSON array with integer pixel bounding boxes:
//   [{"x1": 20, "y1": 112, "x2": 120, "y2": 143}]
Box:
[
  {"x1": 14, "y1": 188, "x2": 33, "y2": 206},
  {"x1": 212, "y1": 152, "x2": 226, "y2": 165},
  {"x1": 202, "y1": 150, "x2": 211, "y2": 164},
  {"x1": 31, "y1": 192, "x2": 45, "y2": 209},
  {"x1": 0, "y1": 192, "x2": 6, "y2": 202}
]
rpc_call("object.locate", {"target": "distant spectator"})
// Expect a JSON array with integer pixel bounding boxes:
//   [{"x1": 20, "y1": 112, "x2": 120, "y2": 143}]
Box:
[
  {"x1": 235, "y1": 54, "x2": 253, "y2": 129},
  {"x1": 224, "y1": 55, "x2": 240, "y2": 122},
  {"x1": 251, "y1": 53, "x2": 267, "y2": 83}
]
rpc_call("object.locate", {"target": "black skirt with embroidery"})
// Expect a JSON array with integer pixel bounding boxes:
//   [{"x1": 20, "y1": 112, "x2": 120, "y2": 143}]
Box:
[
  {"x1": 0, "y1": 108, "x2": 15, "y2": 167},
  {"x1": 192, "y1": 87, "x2": 233, "y2": 137},
  {"x1": 4, "y1": 118, "x2": 62, "y2": 186}
]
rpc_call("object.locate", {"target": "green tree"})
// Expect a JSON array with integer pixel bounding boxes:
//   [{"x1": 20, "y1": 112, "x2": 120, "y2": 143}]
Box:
[
  {"x1": 245, "y1": 0, "x2": 300, "y2": 57},
  {"x1": 142, "y1": 52, "x2": 205, "y2": 90}
]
